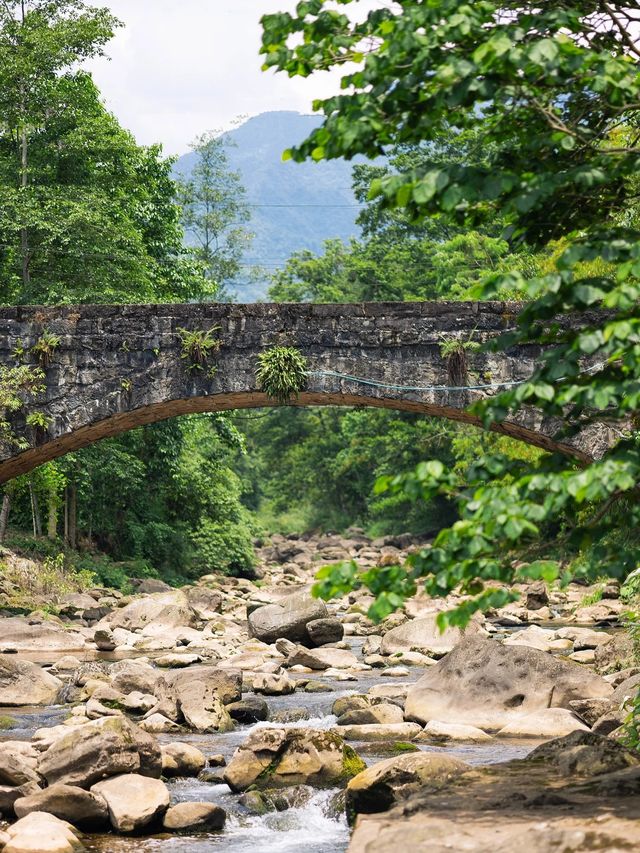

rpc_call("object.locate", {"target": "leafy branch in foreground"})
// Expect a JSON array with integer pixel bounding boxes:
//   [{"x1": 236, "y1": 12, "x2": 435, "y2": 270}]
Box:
[
  {"x1": 256, "y1": 346, "x2": 308, "y2": 404},
  {"x1": 0, "y1": 365, "x2": 46, "y2": 451},
  {"x1": 265, "y1": 1, "x2": 640, "y2": 626}
]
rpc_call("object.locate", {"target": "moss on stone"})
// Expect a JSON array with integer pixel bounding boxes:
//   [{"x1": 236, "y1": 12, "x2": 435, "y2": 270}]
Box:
[
  {"x1": 0, "y1": 715, "x2": 17, "y2": 730},
  {"x1": 341, "y1": 744, "x2": 366, "y2": 779}
]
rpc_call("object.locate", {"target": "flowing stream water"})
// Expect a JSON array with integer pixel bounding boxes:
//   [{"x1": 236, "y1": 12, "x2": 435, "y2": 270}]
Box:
[{"x1": 2, "y1": 643, "x2": 542, "y2": 853}]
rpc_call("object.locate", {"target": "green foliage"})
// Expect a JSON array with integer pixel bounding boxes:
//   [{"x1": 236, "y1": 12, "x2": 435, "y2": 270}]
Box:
[
  {"x1": 191, "y1": 518, "x2": 255, "y2": 577},
  {"x1": 177, "y1": 130, "x2": 254, "y2": 298},
  {"x1": 0, "y1": 364, "x2": 45, "y2": 451},
  {"x1": 256, "y1": 347, "x2": 308, "y2": 404},
  {"x1": 439, "y1": 334, "x2": 481, "y2": 386},
  {"x1": 177, "y1": 326, "x2": 221, "y2": 373},
  {"x1": 264, "y1": 0, "x2": 640, "y2": 626},
  {"x1": 31, "y1": 330, "x2": 61, "y2": 368}
]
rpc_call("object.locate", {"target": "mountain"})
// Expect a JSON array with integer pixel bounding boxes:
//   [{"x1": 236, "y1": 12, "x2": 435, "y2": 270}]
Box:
[{"x1": 173, "y1": 111, "x2": 364, "y2": 301}]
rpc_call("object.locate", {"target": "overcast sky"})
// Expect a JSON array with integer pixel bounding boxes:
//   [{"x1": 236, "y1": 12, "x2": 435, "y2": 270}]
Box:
[{"x1": 88, "y1": 0, "x2": 345, "y2": 156}]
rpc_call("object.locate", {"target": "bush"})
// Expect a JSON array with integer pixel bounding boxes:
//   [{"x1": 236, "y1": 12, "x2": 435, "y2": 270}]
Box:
[{"x1": 192, "y1": 517, "x2": 256, "y2": 578}]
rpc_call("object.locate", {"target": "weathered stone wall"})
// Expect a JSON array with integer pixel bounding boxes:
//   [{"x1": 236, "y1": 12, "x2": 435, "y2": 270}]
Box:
[{"x1": 0, "y1": 302, "x2": 609, "y2": 482}]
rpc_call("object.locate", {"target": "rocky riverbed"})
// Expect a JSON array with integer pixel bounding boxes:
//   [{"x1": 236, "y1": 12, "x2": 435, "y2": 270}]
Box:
[{"x1": 0, "y1": 530, "x2": 639, "y2": 852}]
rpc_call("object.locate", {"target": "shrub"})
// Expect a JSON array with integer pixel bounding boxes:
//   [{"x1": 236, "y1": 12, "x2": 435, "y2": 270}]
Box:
[{"x1": 256, "y1": 346, "x2": 308, "y2": 404}]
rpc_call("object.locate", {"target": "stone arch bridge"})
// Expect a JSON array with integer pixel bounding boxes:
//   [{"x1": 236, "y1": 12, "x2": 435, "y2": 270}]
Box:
[{"x1": 0, "y1": 302, "x2": 609, "y2": 484}]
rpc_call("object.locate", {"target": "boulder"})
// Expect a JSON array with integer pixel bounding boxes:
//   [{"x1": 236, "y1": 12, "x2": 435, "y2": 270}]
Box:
[
  {"x1": 497, "y1": 708, "x2": 589, "y2": 738},
  {"x1": 0, "y1": 747, "x2": 40, "y2": 786},
  {"x1": 13, "y1": 785, "x2": 109, "y2": 830},
  {"x1": 109, "y1": 660, "x2": 158, "y2": 696},
  {"x1": 37, "y1": 716, "x2": 161, "y2": 788},
  {"x1": 151, "y1": 666, "x2": 240, "y2": 732},
  {"x1": 568, "y1": 698, "x2": 616, "y2": 727},
  {"x1": 248, "y1": 591, "x2": 328, "y2": 644},
  {"x1": 0, "y1": 657, "x2": 62, "y2": 707},
  {"x1": 524, "y1": 581, "x2": 549, "y2": 611},
  {"x1": 138, "y1": 714, "x2": 183, "y2": 734},
  {"x1": 0, "y1": 783, "x2": 41, "y2": 817},
  {"x1": 93, "y1": 629, "x2": 116, "y2": 651},
  {"x1": 336, "y1": 723, "x2": 423, "y2": 742},
  {"x1": 162, "y1": 802, "x2": 226, "y2": 831},
  {"x1": 306, "y1": 618, "x2": 344, "y2": 646},
  {"x1": 253, "y1": 672, "x2": 295, "y2": 696},
  {"x1": 287, "y1": 647, "x2": 358, "y2": 670},
  {"x1": 91, "y1": 773, "x2": 170, "y2": 833},
  {"x1": 380, "y1": 612, "x2": 485, "y2": 657},
  {"x1": 346, "y1": 753, "x2": 470, "y2": 816},
  {"x1": 185, "y1": 587, "x2": 223, "y2": 620},
  {"x1": 0, "y1": 617, "x2": 86, "y2": 653},
  {"x1": 103, "y1": 590, "x2": 195, "y2": 633},
  {"x1": 224, "y1": 727, "x2": 365, "y2": 792},
  {"x1": 419, "y1": 721, "x2": 492, "y2": 743},
  {"x1": 2, "y1": 812, "x2": 85, "y2": 852},
  {"x1": 527, "y1": 730, "x2": 640, "y2": 776},
  {"x1": 405, "y1": 636, "x2": 612, "y2": 731},
  {"x1": 594, "y1": 632, "x2": 636, "y2": 674},
  {"x1": 337, "y1": 704, "x2": 404, "y2": 727},
  {"x1": 161, "y1": 743, "x2": 206, "y2": 778},
  {"x1": 227, "y1": 698, "x2": 269, "y2": 723}
]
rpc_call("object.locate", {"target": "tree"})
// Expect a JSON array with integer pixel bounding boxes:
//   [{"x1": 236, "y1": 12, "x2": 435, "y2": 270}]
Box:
[
  {"x1": 177, "y1": 131, "x2": 254, "y2": 299},
  {"x1": 0, "y1": 4, "x2": 203, "y2": 304},
  {"x1": 262, "y1": 1, "x2": 640, "y2": 625}
]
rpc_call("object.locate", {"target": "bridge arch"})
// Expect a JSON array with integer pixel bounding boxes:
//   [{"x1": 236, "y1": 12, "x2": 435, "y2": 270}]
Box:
[{"x1": 0, "y1": 302, "x2": 608, "y2": 483}]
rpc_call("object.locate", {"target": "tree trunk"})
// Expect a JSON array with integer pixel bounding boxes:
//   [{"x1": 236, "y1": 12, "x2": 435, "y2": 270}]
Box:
[
  {"x1": 0, "y1": 494, "x2": 11, "y2": 543},
  {"x1": 28, "y1": 480, "x2": 42, "y2": 537},
  {"x1": 67, "y1": 483, "x2": 77, "y2": 549},
  {"x1": 47, "y1": 486, "x2": 57, "y2": 540}
]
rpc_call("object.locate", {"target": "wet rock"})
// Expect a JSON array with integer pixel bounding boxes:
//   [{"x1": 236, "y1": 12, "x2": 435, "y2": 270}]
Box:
[
  {"x1": 305, "y1": 680, "x2": 334, "y2": 693},
  {"x1": 380, "y1": 612, "x2": 485, "y2": 657},
  {"x1": 0, "y1": 657, "x2": 62, "y2": 707},
  {"x1": 13, "y1": 784, "x2": 109, "y2": 830},
  {"x1": 332, "y1": 696, "x2": 370, "y2": 717},
  {"x1": 419, "y1": 721, "x2": 492, "y2": 743},
  {"x1": 337, "y1": 723, "x2": 422, "y2": 742},
  {"x1": 306, "y1": 618, "x2": 344, "y2": 646},
  {"x1": 163, "y1": 801, "x2": 226, "y2": 831},
  {"x1": 270, "y1": 708, "x2": 309, "y2": 724},
  {"x1": 248, "y1": 591, "x2": 328, "y2": 644},
  {"x1": 527, "y1": 730, "x2": 640, "y2": 776},
  {"x1": 238, "y1": 790, "x2": 272, "y2": 815},
  {"x1": 152, "y1": 666, "x2": 240, "y2": 732},
  {"x1": 405, "y1": 636, "x2": 612, "y2": 731},
  {"x1": 227, "y1": 697, "x2": 269, "y2": 723},
  {"x1": 37, "y1": 716, "x2": 162, "y2": 788},
  {"x1": 337, "y1": 703, "x2": 404, "y2": 727},
  {"x1": 253, "y1": 672, "x2": 295, "y2": 696},
  {"x1": 497, "y1": 708, "x2": 589, "y2": 738},
  {"x1": 224, "y1": 727, "x2": 365, "y2": 792},
  {"x1": 2, "y1": 812, "x2": 85, "y2": 852},
  {"x1": 101, "y1": 590, "x2": 196, "y2": 634},
  {"x1": 91, "y1": 773, "x2": 170, "y2": 833},
  {"x1": 346, "y1": 753, "x2": 470, "y2": 817},
  {"x1": 161, "y1": 743, "x2": 206, "y2": 778}
]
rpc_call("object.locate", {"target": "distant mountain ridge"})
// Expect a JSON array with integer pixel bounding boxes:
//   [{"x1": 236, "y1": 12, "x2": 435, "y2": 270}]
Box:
[{"x1": 173, "y1": 111, "x2": 364, "y2": 301}]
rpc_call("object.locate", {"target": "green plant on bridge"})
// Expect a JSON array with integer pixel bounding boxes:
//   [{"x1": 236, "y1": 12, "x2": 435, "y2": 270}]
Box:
[
  {"x1": 31, "y1": 330, "x2": 61, "y2": 369},
  {"x1": 439, "y1": 333, "x2": 481, "y2": 387},
  {"x1": 256, "y1": 346, "x2": 308, "y2": 404},
  {"x1": 177, "y1": 326, "x2": 221, "y2": 373},
  {"x1": 26, "y1": 411, "x2": 52, "y2": 436},
  {"x1": 0, "y1": 365, "x2": 46, "y2": 451}
]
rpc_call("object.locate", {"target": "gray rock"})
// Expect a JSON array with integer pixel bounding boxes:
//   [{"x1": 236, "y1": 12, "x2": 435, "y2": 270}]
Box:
[
  {"x1": 306, "y1": 618, "x2": 344, "y2": 646},
  {"x1": 227, "y1": 698, "x2": 269, "y2": 723},
  {"x1": 248, "y1": 591, "x2": 328, "y2": 644},
  {"x1": 405, "y1": 636, "x2": 612, "y2": 731},
  {"x1": 162, "y1": 801, "x2": 226, "y2": 831},
  {"x1": 91, "y1": 773, "x2": 170, "y2": 833},
  {"x1": 0, "y1": 657, "x2": 62, "y2": 707},
  {"x1": 2, "y1": 812, "x2": 85, "y2": 852},
  {"x1": 14, "y1": 784, "x2": 109, "y2": 830}
]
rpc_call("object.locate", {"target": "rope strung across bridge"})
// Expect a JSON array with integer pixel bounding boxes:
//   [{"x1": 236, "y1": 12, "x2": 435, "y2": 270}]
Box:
[{"x1": 309, "y1": 361, "x2": 607, "y2": 395}]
